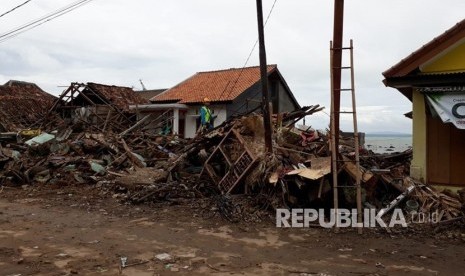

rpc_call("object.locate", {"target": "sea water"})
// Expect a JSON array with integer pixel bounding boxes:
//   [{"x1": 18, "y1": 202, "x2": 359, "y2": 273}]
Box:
[{"x1": 364, "y1": 134, "x2": 412, "y2": 154}]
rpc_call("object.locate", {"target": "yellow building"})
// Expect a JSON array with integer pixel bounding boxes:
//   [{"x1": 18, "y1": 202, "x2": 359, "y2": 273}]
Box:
[{"x1": 383, "y1": 19, "x2": 465, "y2": 188}]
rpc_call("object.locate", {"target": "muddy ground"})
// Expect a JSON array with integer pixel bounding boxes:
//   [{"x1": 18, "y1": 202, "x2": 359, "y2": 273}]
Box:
[{"x1": 1, "y1": 185, "x2": 464, "y2": 276}]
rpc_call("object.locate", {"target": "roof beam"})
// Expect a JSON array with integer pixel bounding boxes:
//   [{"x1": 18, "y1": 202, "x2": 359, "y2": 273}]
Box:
[{"x1": 384, "y1": 73, "x2": 465, "y2": 88}]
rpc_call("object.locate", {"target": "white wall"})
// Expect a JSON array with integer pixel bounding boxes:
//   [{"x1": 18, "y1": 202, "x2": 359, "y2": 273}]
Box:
[
  {"x1": 212, "y1": 104, "x2": 227, "y2": 127},
  {"x1": 185, "y1": 106, "x2": 198, "y2": 138},
  {"x1": 184, "y1": 104, "x2": 227, "y2": 138}
]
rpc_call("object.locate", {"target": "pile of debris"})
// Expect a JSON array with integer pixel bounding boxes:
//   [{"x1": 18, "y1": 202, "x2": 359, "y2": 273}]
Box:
[
  {"x1": 0, "y1": 80, "x2": 56, "y2": 132},
  {"x1": 162, "y1": 105, "x2": 464, "y2": 225},
  {"x1": 0, "y1": 95, "x2": 463, "y2": 227},
  {"x1": 0, "y1": 128, "x2": 183, "y2": 188},
  {"x1": 409, "y1": 178, "x2": 464, "y2": 222},
  {"x1": 0, "y1": 81, "x2": 185, "y2": 189}
]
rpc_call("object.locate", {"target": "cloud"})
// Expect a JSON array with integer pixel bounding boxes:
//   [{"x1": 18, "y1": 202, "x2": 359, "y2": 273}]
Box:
[
  {"x1": 0, "y1": 0, "x2": 463, "y2": 133},
  {"x1": 303, "y1": 105, "x2": 412, "y2": 134}
]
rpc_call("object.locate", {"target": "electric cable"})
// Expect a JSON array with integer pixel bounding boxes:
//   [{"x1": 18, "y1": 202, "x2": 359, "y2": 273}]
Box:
[
  {"x1": 218, "y1": 0, "x2": 279, "y2": 104},
  {"x1": 0, "y1": 0, "x2": 95, "y2": 43},
  {"x1": 0, "y1": 0, "x2": 33, "y2": 19}
]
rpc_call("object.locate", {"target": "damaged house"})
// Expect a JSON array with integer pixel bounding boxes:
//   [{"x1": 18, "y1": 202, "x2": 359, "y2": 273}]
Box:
[
  {"x1": 133, "y1": 65, "x2": 300, "y2": 138},
  {"x1": 383, "y1": 18, "x2": 465, "y2": 188},
  {"x1": 50, "y1": 82, "x2": 148, "y2": 133},
  {"x1": 0, "y1": 80, "x2": 56, "y2": 132},
  {"x1": 136, "y1": 88, "x2": 167, "y2": 101}
]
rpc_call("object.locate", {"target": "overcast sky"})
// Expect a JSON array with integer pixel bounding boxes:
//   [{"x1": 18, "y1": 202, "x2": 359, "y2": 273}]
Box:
[{"x1": 1, "y1": 0, "x2": 464, "y2": 133}]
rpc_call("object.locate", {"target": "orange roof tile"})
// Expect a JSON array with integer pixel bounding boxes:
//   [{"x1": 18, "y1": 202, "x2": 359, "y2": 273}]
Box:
[
  {"x1": 0, "y1": 80, "x2": 55, "y2": 131},
  {"x1": 86, "y1": 82, "x2": 148, "y2": 111},
  {"x1": 1, "y1": 80, "x2": 56, "y2": 101},
  {"x1": 152, "y1": 65, "x2": 277, "y2": 104}
]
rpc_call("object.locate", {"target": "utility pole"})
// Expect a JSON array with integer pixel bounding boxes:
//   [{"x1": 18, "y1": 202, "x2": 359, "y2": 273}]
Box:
[
  {"x1": 330, "y1": 0, "x2": 344, "y2": 233},
  {"x1": 332, "y1": 0, "x2": 344, "y2": 154},
  {"x1": 256, "y1": 0, "x2": 273, "y2": 153}
]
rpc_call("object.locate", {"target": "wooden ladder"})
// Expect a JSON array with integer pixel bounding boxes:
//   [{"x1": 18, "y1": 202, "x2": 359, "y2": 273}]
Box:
[{"x1": 330, "y1": 39, "x2": 363, "y2": 234}]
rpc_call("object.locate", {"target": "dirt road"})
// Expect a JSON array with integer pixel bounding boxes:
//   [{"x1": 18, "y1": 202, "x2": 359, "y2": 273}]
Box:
[{"x1": 1, "y1": 185, "x2": 464, "y2": 275}]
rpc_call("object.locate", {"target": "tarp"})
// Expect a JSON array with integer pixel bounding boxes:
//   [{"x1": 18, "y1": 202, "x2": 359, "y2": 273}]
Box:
[{"x1": 426, "y1": 92, "x2": 465, "y2": 129}]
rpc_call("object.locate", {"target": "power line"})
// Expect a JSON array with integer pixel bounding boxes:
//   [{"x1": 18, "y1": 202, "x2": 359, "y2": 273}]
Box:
[
  {"x1": 0, "y1": 0, "x2": 91, "y2": 40},
  {"x1": 0, "y1": 0, "x2": 95, "y2": 43},
  {"x1": 0, "y1": 1, "x2": 94, "y2": 43},
  {"x1": 0, "y1": 0, "x2": 33, "y2": 19},
  {"x1": 218, "y1": 0, "x2": 279, "y2": 103}
]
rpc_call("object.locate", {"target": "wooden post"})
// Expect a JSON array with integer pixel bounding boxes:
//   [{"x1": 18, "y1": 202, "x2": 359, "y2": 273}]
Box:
[
  {"x1": 256, "y1": 0, "x2": 273, "y2": 153},
  {"x1": 332, "y1": 0, "x2": 344, "y2": 161},
  {"x1": 349, "y1": 39, "x2": 363, "y2": 234},
  {"x1": 329, "y1": 41, "x2": 339, "y2": 233}
]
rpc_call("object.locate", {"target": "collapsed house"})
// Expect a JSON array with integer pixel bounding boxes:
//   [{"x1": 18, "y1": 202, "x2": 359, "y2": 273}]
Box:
[
  {"x1": 134, "y1": 65, "x2": 300, "y2": 138},
  {"x1": 46, "y1": 82, "x2": 148, "y2": 133},
  {"x1": 0, "y1": 80, "x2": 56, "y2": 132},
  {"x1": 0, "y1": 83, "x2": 176, "y2": 188},
  {"x1": 136, "y1": 88, "x2": 167, "y2": 101}
]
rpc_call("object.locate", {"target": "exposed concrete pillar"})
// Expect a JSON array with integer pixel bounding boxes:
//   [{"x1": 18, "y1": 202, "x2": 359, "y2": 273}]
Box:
[
  {"x1": 173, "y1": 108, "x2": 179, "y2": 135},
  {"x1": 411, "y1": 90, "x2": 427, "y2": 183}
]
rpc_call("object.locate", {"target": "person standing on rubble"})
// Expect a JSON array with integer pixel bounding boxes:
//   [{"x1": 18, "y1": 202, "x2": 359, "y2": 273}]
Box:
[{"x1": 199, "y1": 97, "x2": 213, "y2": 132}]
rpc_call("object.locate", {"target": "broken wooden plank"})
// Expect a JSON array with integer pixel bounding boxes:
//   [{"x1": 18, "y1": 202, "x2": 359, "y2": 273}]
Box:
[
  {"x1": 377, "y1": 185, "x2": 415, "y2": 218},
  {"x1": 342, "y1": 156, "x2": 373, "y2": 183},
  {"x1": 121, "y1": 139, "x2": 145, "y2": 168}
]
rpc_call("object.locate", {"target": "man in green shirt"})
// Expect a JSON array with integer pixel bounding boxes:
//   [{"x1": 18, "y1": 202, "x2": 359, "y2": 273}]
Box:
[{"x1": 200, "y1": 97, "x2": 213, "y2": 132}]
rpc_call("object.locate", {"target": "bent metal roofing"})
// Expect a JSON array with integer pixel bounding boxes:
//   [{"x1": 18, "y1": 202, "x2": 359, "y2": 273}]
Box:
[{"x1": 151, "y1": 65, "x2": 277, "y2": 104}]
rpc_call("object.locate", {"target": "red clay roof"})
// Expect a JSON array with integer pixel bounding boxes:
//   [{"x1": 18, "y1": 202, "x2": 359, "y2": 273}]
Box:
[
  {"x1": 152, "y1": 65, "x2": 277, "y2": 104},
  {"x1": 0, "y1": 80, "x2": 56, "y2": 101},
  {"x1": 136, "y1": 89, "x2": 167, "y2": 100},
  {"x1": 86, "y1": 82, "x2": 148, "y2": 111},
  {"x1": 0, "y1": 80, "x2": 56, "y2": 131},
  {"x1": 383, "y1": 18, "x2": 465, "y2": 78}
]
